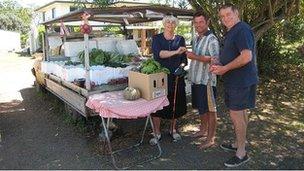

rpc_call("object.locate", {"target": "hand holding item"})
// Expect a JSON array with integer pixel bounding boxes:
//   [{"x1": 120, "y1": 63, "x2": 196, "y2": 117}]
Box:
[
  {"x1": 209, "y1": 57, "x2": 224, "y2": 75},
  {"x1": 186, "y1": 51, "x2": 196, "y2": 60},
  {"x1": 210, "y1": 65, "x2": 228, "y2": 75},
  {"x1": 173, "y1": 63, "x2": 187, "y2": 77},
  {"x1": 176, "y1": 47, "x2": 187, "y2": 55},
  {"x1": 210, "y1": 57, "x2": 221, "y2": 65}
]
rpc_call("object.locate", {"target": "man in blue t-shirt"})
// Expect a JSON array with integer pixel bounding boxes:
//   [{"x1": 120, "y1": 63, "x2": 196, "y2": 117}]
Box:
[{"x1": 210, "y1": 3, "x2": 258, "y2": 167}]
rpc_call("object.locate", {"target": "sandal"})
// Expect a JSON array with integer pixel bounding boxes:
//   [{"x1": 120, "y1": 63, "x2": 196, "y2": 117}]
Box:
[
  {"x1": 170, "y1": 131, "x2": 182, "y2": 142},
  {"x1": 149, "y1": 134, "x2": 161, "y2": 146}
]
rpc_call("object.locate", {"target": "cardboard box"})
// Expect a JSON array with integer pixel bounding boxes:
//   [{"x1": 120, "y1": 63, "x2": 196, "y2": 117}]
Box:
[{"x1": 128, "y1": 71, "x2": 168, "y2": 100}]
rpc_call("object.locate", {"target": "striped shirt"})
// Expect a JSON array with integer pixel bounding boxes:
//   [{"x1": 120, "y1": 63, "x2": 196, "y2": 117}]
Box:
[{"x1": 189, "y1": 31, "x2": 219, "y2": 86}]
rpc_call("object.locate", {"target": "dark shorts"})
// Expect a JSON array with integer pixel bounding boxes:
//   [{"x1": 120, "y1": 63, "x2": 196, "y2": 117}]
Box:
[
  {"x1": 224, "y1": 84, "x2": 257, "y2": 110},
  {"x1": 191, "y1": 84, "x2": 217, "y2": 115}
]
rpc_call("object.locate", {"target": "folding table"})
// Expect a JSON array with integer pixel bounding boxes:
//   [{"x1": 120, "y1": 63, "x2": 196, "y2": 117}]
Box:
[{"x1": 86, "y1": 90, "x2": 169, "y2": 169}]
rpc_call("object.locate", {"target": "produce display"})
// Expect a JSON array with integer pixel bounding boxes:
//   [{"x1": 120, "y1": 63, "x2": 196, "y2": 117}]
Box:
[
  {"x1": 41, "y1": 61, "x2": 132, "y2": 85},
  {"x1": 80, "y1": 23, "x2": 92, "y2": 34},
  {"x1": 123, "y1": 87, "x2": 141, "y2": 101},
  {"x1": 107, "y1": 77, "x2": 128, "y2": 85},
  {"x1": 78, "y1": 48, "x2": 139, "y2": 67},
  {"x1": 41, "y1": 38, "x2": 144, "y2": 89},
  {"x1": 139, "y1": 58, "x2": 170, "y2": 74},
  {"x1": 64, "y1": 61, "x2": 82, "y2": 66}
]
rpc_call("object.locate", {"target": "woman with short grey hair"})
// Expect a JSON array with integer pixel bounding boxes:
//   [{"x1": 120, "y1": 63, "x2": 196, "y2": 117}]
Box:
[
  {"x1": 150, "y1": 14, "x2": 188, "y2": 145},
  {"x1": 162, "y1": 14, "x2": 179, "y2": 26}
]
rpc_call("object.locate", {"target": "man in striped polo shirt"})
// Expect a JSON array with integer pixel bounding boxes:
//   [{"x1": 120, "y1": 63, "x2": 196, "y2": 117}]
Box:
[{"x1": 186, "y1": 11, "x2": 220, "y2": 149}]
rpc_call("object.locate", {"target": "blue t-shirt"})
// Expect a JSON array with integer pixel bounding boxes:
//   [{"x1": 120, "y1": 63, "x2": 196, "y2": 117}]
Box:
[
  {"x1": 152, "y1": 33, "x2": 188, "y2": 90},
  {"x1": 219, "y1": 21, "x2": 258, "y2": 88}
]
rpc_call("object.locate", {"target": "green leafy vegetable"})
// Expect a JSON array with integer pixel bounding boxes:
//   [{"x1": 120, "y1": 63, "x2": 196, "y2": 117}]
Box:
[{"x1": 139, "y1": 58, "x2": 170, "y2": 74}]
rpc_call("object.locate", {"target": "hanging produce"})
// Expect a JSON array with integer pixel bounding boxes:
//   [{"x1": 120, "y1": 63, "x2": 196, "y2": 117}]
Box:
[
  {"x1": 80, "y1": 12, "x2": 92, "y2": 34},
  {"x1": 60, "y1": 20, "x2": 70, "y2": 37}
]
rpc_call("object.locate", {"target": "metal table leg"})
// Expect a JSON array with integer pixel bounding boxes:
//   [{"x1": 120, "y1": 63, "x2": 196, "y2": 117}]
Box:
[{"x1": 100, "y1": 115, "x2": 162, "y2": 169}]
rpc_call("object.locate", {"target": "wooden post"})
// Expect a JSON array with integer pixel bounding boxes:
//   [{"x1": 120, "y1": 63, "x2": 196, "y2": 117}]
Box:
[
  {"x1": 84, "y1": 33, "x2": 91, "y2": 90},
  {"x1": 140, "y1": 29, "x2": 146, "y2": 55},
  {"x1": 42, "y1": 32, "x2": 46, "y2": 61},
  {"x1": 122, "y1": 24, "x2": 128, "y2": 39},
  {"x1": 44, "y1": 25, "x2": 49, "y2": 61}
]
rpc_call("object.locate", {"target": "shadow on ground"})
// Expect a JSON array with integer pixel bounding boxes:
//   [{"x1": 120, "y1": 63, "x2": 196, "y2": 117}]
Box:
[{"x1": 1, "y1": 65, "x2": 303, "y2": 169}]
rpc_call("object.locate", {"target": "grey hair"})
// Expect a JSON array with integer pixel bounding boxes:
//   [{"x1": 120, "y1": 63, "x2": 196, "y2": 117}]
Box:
[{"x1": 162, "y1": 15, "x2": 179, "y2": 25}]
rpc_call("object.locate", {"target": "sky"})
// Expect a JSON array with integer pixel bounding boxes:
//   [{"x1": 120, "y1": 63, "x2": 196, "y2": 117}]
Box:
[
  {"x1": 16, "y1": 0, "x2": 59, "y2": 8},
  {"x1": 16, "y1": 0, "x2": 152, "y2": 8},
  {"x1": 16, "y1": 0, "x2": 53, "y2": 8}
]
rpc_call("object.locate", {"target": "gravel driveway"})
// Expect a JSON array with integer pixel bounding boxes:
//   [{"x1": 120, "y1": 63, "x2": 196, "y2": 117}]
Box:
[{"x1": 1, "y1": 52, "x2": 303, "y2": 169}]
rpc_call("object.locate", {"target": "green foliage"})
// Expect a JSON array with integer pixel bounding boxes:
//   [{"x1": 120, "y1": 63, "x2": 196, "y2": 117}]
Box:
[
  {"x1": 176, "y1": 22, "x2": 192, "y2": 44},
  {"x1": 0, "y1": 13, "x2": 24, "y2": 31},
  {"x1": 92, "y1": 0, "x2": 116, "y2": 7},
  {"x1": 148, "y1": 0, "x2": 189, "y2": 8},
  {"x1": 257, "y1": 24, "x2": 304, "y2": 76},
  {"x1": 188, "y1": 0, "x2": 302, "y2": 41},
  {"x1": 176, "y1": 0, "x2": 189, "y2": 9},
  {"x1": 37, "y1": 25, "x2": 45, "y2": 48},
  {"x1": 0, "y1": 1, "x2": 32, "y2": 33},
  {"x1": 140, "y1": 58, "x2": 170, "y2": 74},
  {"x1": 73, "y1": 26, "x2": 81, "y2": 32},
  {"x1": 280, "y1": 16, "x2": 304, "y2": 44},
  {"x1": 21, "y1": 34, "x2": 28, "y2": 46},
  {"x1": 0, "y1": 0, "x2": 32, "y2": 46},
  {"x1": 73, "y1": 0, "x2": 115, "y2": 8},
  {"x1": 77, "y1": 48, "x2": 132, "y2": 67},
  {"x1": 102, "y1": 25, "x2": 123, "y2": 36}
]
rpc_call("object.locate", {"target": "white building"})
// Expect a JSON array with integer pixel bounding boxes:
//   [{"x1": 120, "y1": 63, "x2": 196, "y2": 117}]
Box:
[
  {"x1": 0, "y1": 30, "x2": 21, "y2": 52},
  {"x1": 29, "y1": 0, "x2": 94, "y2": 53},
  {"x1": 29, "y1": 0, "x2": 156, "y2": 54}
]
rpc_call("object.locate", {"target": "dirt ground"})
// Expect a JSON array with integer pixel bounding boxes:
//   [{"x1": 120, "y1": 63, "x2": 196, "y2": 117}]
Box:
[{"x1": 0, "y1": 52, "x2": 303, "y2": 169}]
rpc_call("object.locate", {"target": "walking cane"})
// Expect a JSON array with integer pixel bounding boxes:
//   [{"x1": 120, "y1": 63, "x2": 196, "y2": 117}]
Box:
[
  {"x1": 171, "y1": 76, "x2": 179, "y2": 130},
  {"x1": 171, "y1": 63, "x2": 186, "y2": 141}
]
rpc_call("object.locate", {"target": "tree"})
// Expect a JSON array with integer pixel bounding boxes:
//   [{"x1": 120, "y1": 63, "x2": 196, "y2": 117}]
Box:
[
  {"x1": 188, "y1": 0, "x2": 302, "y2": 41},
  {"x1": 73, "y1": 0, "x2": 117, "y2": 8},
  {"x1": 177, "y1": 0, "x2": 190, "y2": 9},
  {"x1": 149, "y1": 0, "x2": 190, "y2": 8},
  {"x1": 0, "y1": 13, "x2": 24, "y2": 31},
  {"x1": 0, "y1": 0, "x2": 32, "y2": 46}
]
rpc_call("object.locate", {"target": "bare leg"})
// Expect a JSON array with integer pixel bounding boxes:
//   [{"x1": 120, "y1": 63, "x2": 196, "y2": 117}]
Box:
[
  {"x1": 231, "y1": 110, "x2": 249, "y2": 148},
  {"x1": 192, "y1": 114, "x2": 208, "y2": 137},
  {"x1": 199, "y1": 112, "x2": 217, "y2": 149},
  {"x1": 201, "y1": 114, "x2": 208, "y2": 134},
  {"x1": 152, "y1": 116, "x2": 161, "y2": 135},
  {"x1": 230, "y1": 110, "x2": 247, "y2": 158}
]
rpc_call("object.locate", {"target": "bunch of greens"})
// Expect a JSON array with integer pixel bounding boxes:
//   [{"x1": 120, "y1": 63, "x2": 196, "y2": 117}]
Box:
[
  {"x1": 77, "y1": 48, "x2": 133, "y2": 67},
  {"x1": 140, "y1": 58, "x2": 170, "y2": 74}
]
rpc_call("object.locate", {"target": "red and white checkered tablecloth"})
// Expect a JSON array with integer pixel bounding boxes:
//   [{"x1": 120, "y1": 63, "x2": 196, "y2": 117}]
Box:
[{"x1": 86, "y1": 91, "x2": 169, "y2": 119}]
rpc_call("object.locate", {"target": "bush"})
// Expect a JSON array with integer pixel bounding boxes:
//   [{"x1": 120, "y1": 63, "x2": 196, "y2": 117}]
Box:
[
  {"x1": 37, "y1": 25, "x2": 45, "y2": 48},
  {"x1": 281, "y1": 16, "x2": 304, "y2": 44},
  {"x1": 257, "y1": 27, "x2": 283, "y2": 75},
  {"x1": 257, "y1": 24, "x2": 304, "y2": 77}
]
